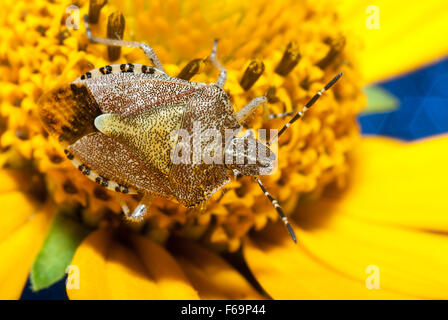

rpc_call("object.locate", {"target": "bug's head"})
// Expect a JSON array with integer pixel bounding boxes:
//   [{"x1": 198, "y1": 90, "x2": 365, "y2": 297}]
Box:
[{"x1": 225, "y1": 137, "x2": 275, "y2": 176}]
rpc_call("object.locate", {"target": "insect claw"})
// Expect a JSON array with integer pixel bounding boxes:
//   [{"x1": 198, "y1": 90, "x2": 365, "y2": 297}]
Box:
[{"x1": 123, "y1": 204, "x2": 147, "y2": 222}]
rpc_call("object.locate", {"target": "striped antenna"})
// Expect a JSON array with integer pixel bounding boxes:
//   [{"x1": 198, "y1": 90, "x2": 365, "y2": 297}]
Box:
[
  {"x1": 268, "y1": 72, "x2": 343, "y2": 146},
  {"x1": 253, "y1": 176, "x2": 297, "y2": 243}
]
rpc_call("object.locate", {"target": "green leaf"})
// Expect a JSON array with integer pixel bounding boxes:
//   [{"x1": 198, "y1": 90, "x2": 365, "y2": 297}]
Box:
[
  {"x1": 30, "y1": 209, "x2": 91, "y2": 291},
  {"x1": 362, "y1": 85, "x2": 399, "y2": 114}
]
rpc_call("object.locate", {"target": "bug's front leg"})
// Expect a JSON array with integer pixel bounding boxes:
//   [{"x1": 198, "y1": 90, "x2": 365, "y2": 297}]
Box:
[
  {"x1": 83, "y1": 14, "x2": 165, "y2": 72},
  {"x1": 121, "y1": 193, "x2": 153, "y2": 221},
  {"x1": 209, "y1": 39, "x2": 227, "y2": 88},
  {"x1": 236, "y1": 96, "x2": 267, "y2": 123}
]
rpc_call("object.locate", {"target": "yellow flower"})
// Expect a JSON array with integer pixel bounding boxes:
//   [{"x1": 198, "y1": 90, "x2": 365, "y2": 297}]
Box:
[
  {"x1": 0, "y1": 0, "x2": 363, "y2": 250},
  {"x1": 0, "y1": 0, "x2": 447, "y2": 299},
  {"x1": 337, "y1": 0, "x2": 448, "y2": 84},
  {"x1": 0, "y1": 170, "x2": 53, "y2": 299},
  {"x1": 245, "y1": 136, "x2": 448, "y2": 299}
]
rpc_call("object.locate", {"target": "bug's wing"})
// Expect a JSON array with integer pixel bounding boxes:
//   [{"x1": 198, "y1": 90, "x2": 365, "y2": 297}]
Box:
[
  {"x1": 38, "y1": 64, "x2": 203, "y2": 150},
  {"x1": 170, "y1": 163, "x2": 230, "y2": 208},
  {"x1": 68, "y1": 132, "x2": 172, "y2": 198},
  {"x1": 94, "y1": 101, "x2": 187, "y2": 183},
  {"x1": 38, "y1": 83, "x2": 101, "y2": 146},
  {"x1": 73, "y1": 64, "x2": 206, "y2": 116},
  {"x1": 169, "y1": 86, "x2": 240, "y2": 207}
]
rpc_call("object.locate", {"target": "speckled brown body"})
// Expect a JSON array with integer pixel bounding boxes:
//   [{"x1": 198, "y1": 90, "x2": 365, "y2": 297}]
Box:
[{"x1": 39, "y1": 63, "x2": 242, "y2": 207}]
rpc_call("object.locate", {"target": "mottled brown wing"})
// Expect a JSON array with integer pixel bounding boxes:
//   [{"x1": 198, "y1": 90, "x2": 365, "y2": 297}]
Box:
[
  {"x1": 68, "y1": 132, "x2": 172, "y2": 198},
  {"x1": 169, "y1": 85, "x2": 240, "y2": 207},
  {"x1": 169, "y1": 162, "x2": 230, "y2": 207},
  {"x1": 38, "y1": 64, "x2": 205, "y2": 147},
  {"x1": 72, "y1": 64, "x2": 206, "y2": 116}
]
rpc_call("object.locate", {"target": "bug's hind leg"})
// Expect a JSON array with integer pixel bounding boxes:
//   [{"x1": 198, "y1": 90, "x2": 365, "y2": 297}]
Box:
[
  {"x1": 121, "y1": 193, "x2": 153, "y2": 222},
  {"x1": 209, "y1": 39, "x2": 227, "y2": 88},
  {"x1": 83, "y1": 14, "x2": 165, "y2": 72}
]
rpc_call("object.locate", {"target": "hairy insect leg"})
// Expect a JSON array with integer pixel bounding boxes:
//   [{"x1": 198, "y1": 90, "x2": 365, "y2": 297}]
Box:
[
  {"x1": 238, "y1": 97, "x2": 294, "y2": 123},
  {"x1": 120, "y1": 201, "x2": 131, "y2": 216},
  {"x1": 209, "y1": 39, "x2": 227, "y2": 88},
  {"x1": 121, "y1": 193, "x2": 153, "y2": 221},
  {"x1": 253, "y1": 176, "x2": 297, "y2": 243},
  {"x1": 83, "y1": 14, "x2": 165, "y2": 72},
  {"x1": 236, "y1": 96, "x2": 267, "y2": 123}
]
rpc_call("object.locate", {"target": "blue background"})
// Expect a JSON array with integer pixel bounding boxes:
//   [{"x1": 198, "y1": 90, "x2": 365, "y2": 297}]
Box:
[
  {"x1": 20, "y1": 56, "x2": 448, "y2": 299},
  {"x1": 359, "y1": 57, "x2": 448, "y2": 140}
]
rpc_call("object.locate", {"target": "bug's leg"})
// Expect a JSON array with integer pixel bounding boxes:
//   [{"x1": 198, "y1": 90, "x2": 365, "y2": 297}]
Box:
[
  {"x1": 122, "y1": 193, "x2": 153, "y2": 221},
  {"x1": 209, "y1": 39, "x2": 227, "y2": 88},
  {"x1": 236, "y1": 96, "x2": 267, "y2": 123},
  {"x1": 260, "y1": 87, "x2": 295, "y2": 121},
  {"x1": 268, "y1": 111, "x2": 294, "y2": 120},
  {"x1": 83, "y1": 14, "x2": 165, "y2": 72},
  {"x1": 120, "y1": 201, "x2": 131, "y2": 217},
  {"x1": 253, "y1": 176, "x2": 297, "y2": 243},
  {"x1": 129, "y1": 203, "x2": 147, "y2": 221}
]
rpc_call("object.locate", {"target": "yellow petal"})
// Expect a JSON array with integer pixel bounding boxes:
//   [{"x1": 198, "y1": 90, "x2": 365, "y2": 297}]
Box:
[
  {"x1": 303, "y1": 136, "x2": 448, "y2": 230},
  {"x1": 0, "y1": 206, "x2": 52, "y2": 299},
  {"x1": 245, "y1": 136, "x2": 448, "y2": 299},
  {"x1": 0, "y1": 169, "x2": 52, "y2": 300},
  {"x1": 0, "y1": 170, "x2": 21, "y2": 193},
  {"x1": 67, "y1": 228, "x2": 199, "y2": 300},
  {"x1": 0, "y1": 192, "x2": 38, "y2": 243},
  {"x1": 170, "y1": 240, "x2": 264, "y2": 299},
  {"x1": 294, "y1": 215, "x2": 448, "y2": 299},
  {"x1": 244, "y1": 223, "x2": 409, "y2": 299},
  {"x1": 0, "y1": 171, "x2": 44, "y2": 243},
  {"x1": 338, "y1": 0, "x2": 448, "y2": 83}
]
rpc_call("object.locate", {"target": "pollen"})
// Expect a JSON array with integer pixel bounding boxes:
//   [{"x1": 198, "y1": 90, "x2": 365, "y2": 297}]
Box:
[{"x1": 0, "y1": 0, "x2": 365, "y2": 251}]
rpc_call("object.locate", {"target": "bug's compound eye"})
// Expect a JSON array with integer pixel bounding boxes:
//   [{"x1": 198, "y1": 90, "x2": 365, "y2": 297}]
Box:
[{"x1": 225, "y1": 137, "x2": 275, "y2": 176}]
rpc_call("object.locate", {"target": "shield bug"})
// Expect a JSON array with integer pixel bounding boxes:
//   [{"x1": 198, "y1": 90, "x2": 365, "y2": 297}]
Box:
[{"x1": 38, "y1": 14, "x2": 342, "y2": 243}]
